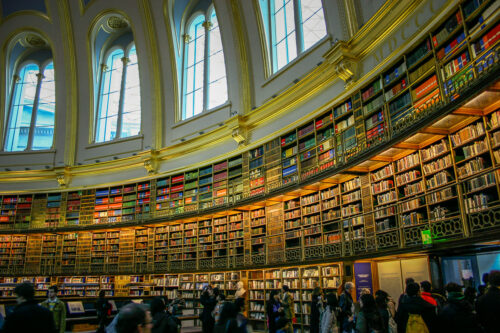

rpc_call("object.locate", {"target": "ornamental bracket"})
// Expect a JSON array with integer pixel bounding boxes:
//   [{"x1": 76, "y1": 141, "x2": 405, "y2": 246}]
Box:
[
  {"x1": 226, "y1": 115, "x2": 248, "y2": 147},
  {"x1": 55, "y1": 167, "x2": 71, "y2": 188},
  {"x1": 324, "y1": 40, "x2": 358, "y2": 87},
  {"x1": 143, "y1": 150, "x2": 159, "y2": 175}
]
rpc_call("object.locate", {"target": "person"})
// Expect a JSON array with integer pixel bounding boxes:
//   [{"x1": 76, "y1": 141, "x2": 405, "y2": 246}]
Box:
[
  {"x1": 398, "y1": 278, "x2": 415, "y2": 308},
  {"x1": 338, "y1": 281, "x2": 354, "y2": 333},
  {"x1": 169, "y1": 291, "x2": 185, "y2": 317},
  {"x1": 275, "y1": 318, "x2": 290, "y2": 333},
  {"x1": 476, "y1": 270, "x2": 500, "y2": 333},
  {"x1": 437, "y1": 283, "x2": 478, "y2": 333},
  {"x1": 375, "y1": 290, "x2": 395, "y2": 333},
  {"x1": 235, "y1": 297, "x2": 251, "y2": 333},
  {"x1": 395, "y1": 282, "x2": 437, "y2": 333},
  {"x1": 213, "y1": 294, "x2": 226, "y2": 323},
  {"x1": 213, "y1": 302, "x2": 238, "y2": 333},
  {"x1": 116, "y1": 303, "x2": 153, "y2": 333},
  {"x1": 280, "y1": 285, "x2": 294, "y2": 333},
  {"x1": 310, "y1": 287, "x2": 324, "y2": 333},
  {"x1": 430, "y1": 288, "x2": 446, "y2": 312},
  {"x1": 478, "y1": 273, "x2": 489, "y2": 297},
  {"x1": 96, "y1": 290, "x2": 113, "y2": 333},
  {"x1": 266, "y1": 290, "x2": 281, "y2": 333},
  {"x1": 419, "y1": 281, "x2": 437, "y2": 307},
  {"x1": 107, "y1": 301, "x2": 134, "y2": 333},
  {"x1": 464, "y1": 286, "x2": 477, "y2": 307},
  {"x1": 0, "y1": 282, "x2": 56, "y2": 333},
  {"x1": 40, "y1": 285, "x2": 66, "y2": 333},
  {"x1": 150, "y1": 297, "x2": 178, "y2": 333},
  {"x1": 201, "y1": 285, "x2": 217, "y2": 333},
  {"x1": 356, "y1": 293, "x2": 384, "y2": 333},
  {"x1": 319, "y1": 292, "x2": 337, "y2": 333}
]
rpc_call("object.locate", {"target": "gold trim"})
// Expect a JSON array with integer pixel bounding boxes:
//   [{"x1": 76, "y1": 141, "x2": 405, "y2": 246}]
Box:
[
  {"x1": 228, "y1": 0, "x2": 251, "y2": 115},
  {"x1": 57, "y1": 0, "x2": 78, "y2": 166},
  {"x1": 343, "y1": 0, "x2": 359, "y2": 38},
  {"x1": 138, "y1": 0, "x2": 163, "y2": 150}
]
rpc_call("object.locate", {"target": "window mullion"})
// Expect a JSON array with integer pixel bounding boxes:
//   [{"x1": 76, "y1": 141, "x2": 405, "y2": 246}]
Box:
[
  {"x1": 269, "y1": 0, "x2": 277, "y2": 72},
  {"x1": 94, "y1": 64, "x2": 108, "y2": 142},
  {"x1": 116, "y1": 56, "x2": 129, "y2": 139},
  {"x1": 3, "y1": 75, "x2": 20, "y2": 150},
  {"x1": 202, "y1": 20, "x2": 212, "y2": 111},
  {"x1": 25, "y1": 72, "x2": 44, "y2": 150},
  {"x1": 294, "y1": 0, "x2": 304, "y2": 54}
]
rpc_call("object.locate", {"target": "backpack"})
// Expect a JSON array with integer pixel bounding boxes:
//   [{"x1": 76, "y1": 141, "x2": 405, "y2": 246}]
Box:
[{"x1": 406, "y1": 314, "x2": 429, "y2": 333}]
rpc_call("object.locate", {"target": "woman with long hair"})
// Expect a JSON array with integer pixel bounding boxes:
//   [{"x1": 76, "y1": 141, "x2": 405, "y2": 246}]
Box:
[
  {"x1": 266, "y1": 290, "x2": 281, "y2": 333},
  {"x1": 375, "y1": 290, "x2": 396, "y2": 333},
  {"x1": 320, "y1": 292, "x2": 338, "y2": 333},
  {"x1": 356, "y1": 294, "x2": 384, "y2": 333},
  {"x1": 213, "y1": 301, "x2": 238, "y2": 333}
]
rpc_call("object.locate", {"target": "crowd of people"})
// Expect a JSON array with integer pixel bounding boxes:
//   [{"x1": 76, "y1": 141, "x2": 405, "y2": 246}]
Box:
[{"x1": 0, "y1": 269, "x2": 499, "y2": 333}]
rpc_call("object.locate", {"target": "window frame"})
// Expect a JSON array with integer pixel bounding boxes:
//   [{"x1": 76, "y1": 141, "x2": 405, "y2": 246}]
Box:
[
  {"x1": 181, "y1": 5, "x2": 228, "y2": 121},
  {"x1": 3, "y1": 59, "x2": 56, "y2": 152},
  {"x1": 94, "y1": 41, "x2": 141, "y2": 143}
]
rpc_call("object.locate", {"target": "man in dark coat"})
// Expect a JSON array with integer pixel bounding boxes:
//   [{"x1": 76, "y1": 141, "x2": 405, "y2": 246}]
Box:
[
  {"x1": 476, "y1": 270, "x2": 500, "y2": 333},
  {"x1": 1, "y1": 282, "x2": 56, "y2": 333},
  {"x1": 395, "y1": 282, "x2": 437, "y2": 333},
  {"x1": 338, "y1": 281, "x2": 354, "y2": 333},
  {"x1": 438, "y1": 282, "x2": 479, "y2": 333},
  {"x1": 200, "y1": 285, "x2": 217, "y2": 333}
]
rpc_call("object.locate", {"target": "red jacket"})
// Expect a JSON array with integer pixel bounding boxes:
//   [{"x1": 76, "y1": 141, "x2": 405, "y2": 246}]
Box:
[{"x1": 421, "y1": 291, "x2": 437, "y2": 306}]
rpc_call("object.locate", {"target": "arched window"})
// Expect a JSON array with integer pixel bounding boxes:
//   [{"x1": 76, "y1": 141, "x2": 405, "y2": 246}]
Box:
[
  {"x1": 260, "y1": 0, "x2": 327, "y2": 72},
  {"x1": 4, "y1": 61, "x2": 55, "y2": 151},
  {"x1": 95, "y1": 43, "x2": 141, "y2": 143},
  {"x1": 182, "y1": 7, "x2": 228, "y2": 120}
]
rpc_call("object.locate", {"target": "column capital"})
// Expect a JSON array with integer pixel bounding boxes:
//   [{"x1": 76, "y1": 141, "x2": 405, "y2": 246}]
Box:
[
  {"x1": 202, "y1": 20, "x2": 213, "y2": 29},
  {"x1": 121, "y1": 56, "x2": 130, "y2": 65},
  {"x1": 183, "y1": 34, "x2": 191, "y2": 43}
]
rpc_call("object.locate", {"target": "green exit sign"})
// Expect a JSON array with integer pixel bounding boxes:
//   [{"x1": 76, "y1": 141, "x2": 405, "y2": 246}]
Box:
[{"x1": 422, "y1": 229, "x2": 432, "y2": 245}]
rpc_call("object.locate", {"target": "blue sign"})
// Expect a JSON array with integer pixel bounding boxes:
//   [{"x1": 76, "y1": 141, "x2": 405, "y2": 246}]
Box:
[{"x1": 354, "y1": 262, "x2": 373, "y2": 300}]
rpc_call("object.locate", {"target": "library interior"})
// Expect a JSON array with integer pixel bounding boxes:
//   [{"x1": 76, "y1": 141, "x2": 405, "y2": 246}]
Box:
[{"x1": 0, "y1": 0, "x2": 500, "y2": 332}]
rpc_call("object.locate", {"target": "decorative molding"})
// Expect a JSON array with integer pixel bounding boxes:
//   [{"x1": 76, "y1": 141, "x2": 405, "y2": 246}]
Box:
[
  {"x1": 143, "y1": 150, "x2": 159, "y2": 174},
  {"x1": 324, "y1": 41, "x2": 358, "y2": 86},
  {"x1": 55, "y1": 167, "x2": 71, "y2": 187},
  {"x1": 107, "y1": 16, "x2": 129, "y2": 30}
]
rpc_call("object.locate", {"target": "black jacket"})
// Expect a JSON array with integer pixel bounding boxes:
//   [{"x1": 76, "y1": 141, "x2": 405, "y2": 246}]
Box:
[
  {"x1": 266, "y1": 299, "x2": 281, "y2": 333},
  {"x1": 338, "y1": 291, "x2": 354, "y2": 331},
  {"x1": 476, "y1": 286, "x2": 500, "y2": 333},
  {"x1": 438, "y1": 297, "x2": 479, "y2": 333},
  {"x1": 1, "y1": 300, "x2": 56, "y2": 333},
  {"x1": 395, "y1": 296, "x2": 437, "y2": 333},
  {"x1": 200, "y1": 293, "x2": 217, "y2": 322},
  {"x1": 152, "y1": 311, "x2": 179, "y2": 333}
]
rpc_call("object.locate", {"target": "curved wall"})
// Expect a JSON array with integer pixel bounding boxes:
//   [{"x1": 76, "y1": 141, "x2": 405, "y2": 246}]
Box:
[{"x1": 0, "y1": 0, "x2": 454, "y2": 193}]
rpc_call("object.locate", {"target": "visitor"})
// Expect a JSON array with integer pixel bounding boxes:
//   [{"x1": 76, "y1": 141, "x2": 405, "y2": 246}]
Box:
[
  {"x1": 275, "y1": 317, "x2": 290, "y2": 333},
  {"x1": 0, "y1": 282, "x2": 56, "y2": 333},
  {"x1": 310, "y1": 287, "x2": 324, "y2": 333},
  {"x1": 464, "y1": 286, "x2": 477, "y2": 308},
  {"x1": 115, "y1": 303, "x2": 153, "y2": 333},
  {"x1": 419, "y1": 281, "x2": 437, "y2": 307},
  {"x1": 438, "y1": 283, "x2": 478, "y2": 333},
  {"x1": 319, "y1": 292, "x2": 338, "y2": 333},
  {"x1": 96, "y1": 290, "x2": 113, "y2": 333},
  {"x1": 375, "y1": 290, "x2": 396, "y2": 333},
  {"x1": 41, "y1": 285, "x2": 66, "y2": 333},
  {"x1": 213, "y1": 302, "x2": 238, "y2": 333},
  {"x1": 235, "y1": 297, "x2": 251, "y2": 333},
  {"x1": 476, "y1": 270, "x2": 500, "y2": 333},
  {"x1": 266, "y1": 290, "x2": 281, "y2": 333},
  {"x1": 150, "y1": 297, "x2": 178, "y2": 333},
  {"x1": 398, "y1": 278, "x2": 415, "y2": 308},
  {"x1": 338, "y1": 281, "x2": 354, "y2": 333},
  {"x1": 169, "y1": 291, "x2": 185, "y2": 316},
  {"x1": 395, "y1": 282, "x2": 437, "y2": 333},
  {"x1": 356, "y1": 293, "x2": 384, "y2": 333},
  {"x1": 213, "y1": 293, "x2": 226, "y2": 323},
  {"x1": 201, "y1": 285, "x2": 217, "y2": 333},
  {"x1": 280, "y1": 285, "x2": 294, "y2": 333}
]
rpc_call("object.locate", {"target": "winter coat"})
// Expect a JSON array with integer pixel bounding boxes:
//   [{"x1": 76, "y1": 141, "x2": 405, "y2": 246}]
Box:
[
  {"x1": 338, "y1": 291, "x2": 354, "y2": 332},
  {"x1": 476, "y1": 286, "x2": 500, "y2": 333},
  {"x1": 438, "y1": 292, "x2": 479, "y2": 333},
  {"x1": 319, "y1": 305, "x2": 337, "y2": 333},
  {"x1": 395, "y1": 296, "x2": 437, "y2": 333},
  {"x1": 41, "y1": 298, "x2": 66, "y2": 333},
  {"x1": 1, "y1": 300, "x2": 56, "y2": 333}
]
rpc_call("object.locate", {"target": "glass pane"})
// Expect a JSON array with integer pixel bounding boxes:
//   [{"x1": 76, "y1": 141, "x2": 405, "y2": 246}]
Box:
[
  {"x1": 184, "y1": 92, "x2": 194, "y2": 119},
  {"x1": 32, "y1": 63, "x2": 55, "y2": 150},
  {"x1": 285, "y1": 0, "x2": 295, "y2": 35},
  {"x1": 275, "y1": 9, "x2": 286, "y2": 42},
  {"x1": 301, "y1": 0, "x2": 327, "y2": 50},
  {"x1": 193, "y1": 89, "x2": 203, "y2": 116},
  {"x1": 186, "y1": 67, "x2": 195, "y2": 94},
  {"x1": 276, "y1": 40, "x2": 287, "y2": 70},
  {"x1": 122, "y1": 46, "x2": 141, "y2": 138},
  {"x1": 208, "y1": 78, "x2": 227, "y2": 109},
  {"x1": 287, "y1": 31, "x2": 297, "y2": 61},
  {"x1": 194, "y1": 62, "x2": 204, "y2": 90},
  {"x1": 4, "y1": 64, "x2": 39, "y2": 151},
  {"x1": 209, "y1": 51, "x2": 226, "y2": 83},
  {"x1": 195, "y1": 33, "x2": 206, "y2": 63},
  {"x1": 121, "y1": 111, "x2": 141, "y2": 137}
]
